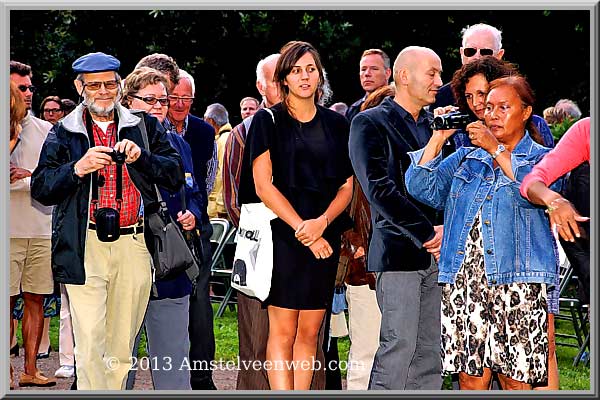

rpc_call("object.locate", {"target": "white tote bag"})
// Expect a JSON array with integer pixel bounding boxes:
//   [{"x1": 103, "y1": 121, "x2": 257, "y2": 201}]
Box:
[{"x1": 231, "y1": 202, "x2": 278, "y2": 301}]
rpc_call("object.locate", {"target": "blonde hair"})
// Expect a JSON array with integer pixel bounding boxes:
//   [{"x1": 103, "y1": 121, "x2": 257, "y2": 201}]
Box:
[
  {"x1": 121, "y1": 67, "x2": 169, "y2": 107},
  {"x1": 10, "y1": 80, "x2": 27, "y2": 141}
]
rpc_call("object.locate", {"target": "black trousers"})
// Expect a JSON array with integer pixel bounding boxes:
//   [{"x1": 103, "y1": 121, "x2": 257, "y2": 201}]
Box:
[{"x1": 188, "y1": 221, "x2": 216, "y2": 389}]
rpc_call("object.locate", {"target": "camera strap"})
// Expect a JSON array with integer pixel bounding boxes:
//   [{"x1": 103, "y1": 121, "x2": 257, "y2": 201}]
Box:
[{"x1": 85, "y1": 108, "x2": 123, "y2": 212}]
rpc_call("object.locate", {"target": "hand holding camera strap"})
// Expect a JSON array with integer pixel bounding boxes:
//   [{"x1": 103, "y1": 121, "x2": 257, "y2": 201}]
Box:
[{"x1": 135, "y1": 112, "x2": 200, "y2": 292}]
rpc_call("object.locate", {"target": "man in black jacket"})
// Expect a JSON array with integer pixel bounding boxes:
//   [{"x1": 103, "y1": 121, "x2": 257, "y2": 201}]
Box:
[
  {"x1": 345, "y1": 49, "x2": 392, "y2": 122},
  {"x1": 162, "y1": 69, "x2": 218, "y2": 390},
  {"x1": 349, "y1": 46, "x2": 444, "y2": 390},
  {"x1": 31, "y1": 52, "x2": 183, "y2": 390}
]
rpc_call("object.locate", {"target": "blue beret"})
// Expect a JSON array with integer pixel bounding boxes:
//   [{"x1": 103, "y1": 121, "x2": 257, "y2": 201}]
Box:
[{"x1": 72, "y1": 52, "x2": 120, "y2": 73}]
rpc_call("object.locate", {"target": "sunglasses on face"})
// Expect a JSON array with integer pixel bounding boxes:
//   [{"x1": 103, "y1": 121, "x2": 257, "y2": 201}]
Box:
[
  {"x1": 168, "y1": 95, "x2": 194, "y2": 104},
  {"x1": 18, "y1": 85, "x2": 36, "y2": 93},
  {"x1": 129, "y1": 94, "x2": 169, "y2": 106},
  {"x1": 463, "y1": 47, "x2": 495, "y2": 57},
  {"x1": 82, "y1": 80, "x2": 120, "y2": 91}
]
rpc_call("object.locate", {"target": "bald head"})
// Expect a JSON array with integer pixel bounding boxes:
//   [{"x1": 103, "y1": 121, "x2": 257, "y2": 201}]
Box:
[
  {"x1": 393, "y1": 46, "x2": 440, "y2": 79},
  {"x1": 392, "y1": 46, "x2": 443, "y2": 113}
]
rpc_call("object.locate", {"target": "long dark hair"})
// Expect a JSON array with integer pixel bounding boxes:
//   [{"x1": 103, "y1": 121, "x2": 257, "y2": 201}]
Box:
[
  {"x1": 274, "y1": 40, "x2": 324, "y2": 113},
  {"x1": 488, "y1": 76, "x2": 543, "y2": 145}
]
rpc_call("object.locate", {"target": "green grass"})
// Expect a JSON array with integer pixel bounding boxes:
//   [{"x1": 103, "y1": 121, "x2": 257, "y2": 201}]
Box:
[{"x1": 19, "y1": 303, "x2": 589, "y2": 390}]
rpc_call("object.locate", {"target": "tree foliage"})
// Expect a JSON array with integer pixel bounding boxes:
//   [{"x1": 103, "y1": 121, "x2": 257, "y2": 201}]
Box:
[{"x1": 10, "y1": 9, "x2": 590, "y2": 124}]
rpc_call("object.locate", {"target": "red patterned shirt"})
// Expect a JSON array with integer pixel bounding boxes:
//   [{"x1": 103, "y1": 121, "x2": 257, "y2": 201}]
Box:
[{"x1": 87, "y1": 115, "x2": 142, "y2": 226}]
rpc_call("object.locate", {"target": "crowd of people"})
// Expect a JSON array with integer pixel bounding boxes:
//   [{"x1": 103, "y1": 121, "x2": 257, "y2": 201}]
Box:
[{"x1": 8, "y1": 21, "x2": 590, "y2": 392}]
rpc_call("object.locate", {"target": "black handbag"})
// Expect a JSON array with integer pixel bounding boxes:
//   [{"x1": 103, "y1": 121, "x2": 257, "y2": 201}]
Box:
[{"x1": 136, "y1": 112, "x2": 200, "y2": 284}]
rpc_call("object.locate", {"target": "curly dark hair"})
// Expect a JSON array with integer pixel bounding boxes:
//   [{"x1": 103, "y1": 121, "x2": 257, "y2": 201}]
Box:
[{"x1": 450, "y1": 56, "x2": 518, "y2": 118}]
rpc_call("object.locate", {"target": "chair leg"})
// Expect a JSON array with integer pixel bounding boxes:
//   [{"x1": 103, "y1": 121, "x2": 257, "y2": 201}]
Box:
[
  {"x1": 573, "y1": 333, "x2": 590, "y2": 367},
  {"x1": 216, "y1": 286, "x2": 233, "y2": 318}
]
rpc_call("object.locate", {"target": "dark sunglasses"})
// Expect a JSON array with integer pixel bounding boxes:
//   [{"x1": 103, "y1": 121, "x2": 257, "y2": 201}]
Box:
[
  {"x1": 463, "y1": 47, "x2": 495, "y2": 57},
  {"x1": 129, "y1": 94, "x2": 169, "y2": 106},
  {"x1": 18, "y1": 85, "x2": 36, "y2": 93},
  {"x1": 83, "y1": 80, "x2": 120, "y2": 91}
]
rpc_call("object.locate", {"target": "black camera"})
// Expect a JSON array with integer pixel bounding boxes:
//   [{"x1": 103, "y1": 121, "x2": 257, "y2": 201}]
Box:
[
  {"x1": 430, "y1": 111, "x2": 474, "y2": 130},
  {"x1": 109, "y1": 149, "x2": 126, "y2": 165}
]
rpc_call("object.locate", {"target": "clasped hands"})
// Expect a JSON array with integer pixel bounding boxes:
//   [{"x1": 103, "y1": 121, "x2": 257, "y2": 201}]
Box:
[
  {"x1": 74, "y1": 139, "x2": 141, "y2": 177},
  {"x1": 295, "y1": 216, "x2": 332, "y2": 260}
]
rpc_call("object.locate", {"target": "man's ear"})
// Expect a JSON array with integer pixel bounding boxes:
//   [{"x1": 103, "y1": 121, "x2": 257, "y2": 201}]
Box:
[
  {"x1": 385, "y1": 68, "x2": 392, "y2": 82},
  {"x1": 73, "y1": 79, "x2": 83, "y2": 95},
  {"x1": 256, "y1": 80, "x2": 266, "y2": 97},
  {"x1": 496, "y1": 49, "x2": 505, "y2": 60}
]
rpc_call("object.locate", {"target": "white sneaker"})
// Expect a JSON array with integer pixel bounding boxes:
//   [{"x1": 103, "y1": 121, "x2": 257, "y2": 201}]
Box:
[{"x1": 54, "y1": 365, "x2": 75, "y2": 378}]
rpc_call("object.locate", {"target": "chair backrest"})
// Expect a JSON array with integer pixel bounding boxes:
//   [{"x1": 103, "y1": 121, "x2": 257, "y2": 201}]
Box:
[{"x1": 210, "y1": 218, "x2": 230, "y2": 245}]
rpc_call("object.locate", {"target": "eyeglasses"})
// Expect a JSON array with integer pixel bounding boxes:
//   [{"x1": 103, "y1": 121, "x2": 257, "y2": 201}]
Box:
[
  {"x1": 129, "y1": 94, "x2": 169, "y2": 106},
  {"x1": 82, "y1": 80, "x2": 120, "y2": 91},
  {"x1": 463, "y1": 47, "x2": 495, "y2": 57},
  {"x1": 17, "y1": 85, "x2": 36, "y2": 93},
  {"x1": 43, "y1": 108, "x2": 63, "y2": 114},
  {"x1": 168, "y1": 95, "x2": 194, "y2": 104}
]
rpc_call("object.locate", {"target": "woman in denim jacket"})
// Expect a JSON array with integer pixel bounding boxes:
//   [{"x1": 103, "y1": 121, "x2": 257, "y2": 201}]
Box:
[{"x1": 406, "y1": 76, "x2": 559, "y2": 390}]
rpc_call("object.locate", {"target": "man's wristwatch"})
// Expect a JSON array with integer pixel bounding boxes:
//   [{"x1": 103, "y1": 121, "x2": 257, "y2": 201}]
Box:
[{"x1": 491, "y1": 144, "x2": 506, "y2": 159}]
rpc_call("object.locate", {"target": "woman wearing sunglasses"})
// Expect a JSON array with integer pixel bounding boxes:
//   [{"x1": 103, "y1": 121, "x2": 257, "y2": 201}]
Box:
[
  {"x1": 122, "y1": 67, "x2": 202, "y2": 390},
  {"x1": 39, "y1": 96, "x2": 65, "y2": 125}
]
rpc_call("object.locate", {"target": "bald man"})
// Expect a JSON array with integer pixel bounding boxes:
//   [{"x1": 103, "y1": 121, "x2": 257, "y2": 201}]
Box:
[{"x1": 349, "y1": 46, "x2": 444, "y2": 390}]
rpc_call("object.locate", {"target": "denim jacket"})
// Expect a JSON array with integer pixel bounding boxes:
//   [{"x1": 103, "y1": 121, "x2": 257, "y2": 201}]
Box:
[{"x1": 405, "y1": 132, "x2": 559, "y2": 287}]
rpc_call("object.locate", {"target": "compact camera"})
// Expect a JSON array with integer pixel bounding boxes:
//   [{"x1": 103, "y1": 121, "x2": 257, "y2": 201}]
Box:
[
  {"x1": 94, "y1": 207, "x2": 120, "y2": 242},
  {"x1": 109, "y1": 149, "x2": 126, "y2": 165},
  {"x1": 430, "y1": 111, "x2": 475, "y2": 130}
]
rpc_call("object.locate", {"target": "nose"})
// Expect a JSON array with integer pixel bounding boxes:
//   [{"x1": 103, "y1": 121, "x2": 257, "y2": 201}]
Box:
[{"x1": 300, "y1": 68, "x2": 310, "y2": 79}]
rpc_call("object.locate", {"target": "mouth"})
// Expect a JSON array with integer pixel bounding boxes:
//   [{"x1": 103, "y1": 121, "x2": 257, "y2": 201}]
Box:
[
  {"x1": 488, "y1": 124, "x2": 503, "y2": 131},
  {"x1": 300, "y1": 84, "x2": 311, "y2": 90}
]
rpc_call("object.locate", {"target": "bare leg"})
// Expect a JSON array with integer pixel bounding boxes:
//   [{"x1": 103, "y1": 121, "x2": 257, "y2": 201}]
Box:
[
  {"x1": 38, "y1": 318, "x2": 52, "y2": 355},
  {"x1": 458, "y1": 368, "x2": 493, "y2": 390},
  {"x1": 10, "y1": 296, "x2": 17, "y2": 387},
  {"x1": 266, "y1": 306, "x2": 299, "y2": 390},
  {"x1": 292, "y1": 309, "x2": 325, "y2": 390},
  {"x1": 22, "y1": 292, "x2": 44, "y2": 376},
  {"x1": 533, "y1": 313, "x2": 559, "y2": 390},
  {"x1": 497, "y1": 373, "x2": 532, "y2": 390}
]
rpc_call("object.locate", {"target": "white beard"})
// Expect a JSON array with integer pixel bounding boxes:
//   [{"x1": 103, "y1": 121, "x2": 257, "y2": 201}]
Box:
[{"x1": 83, "y1": 91, "x2": 121, "y2": 117}]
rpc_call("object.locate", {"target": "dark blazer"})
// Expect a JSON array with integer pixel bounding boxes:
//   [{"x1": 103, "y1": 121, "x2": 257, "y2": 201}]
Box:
[
  {"x1": 345, "y1": 97, "x2": 365, "y2": 122},
  {"x1": 431, "y1": 82, "x2": 455, "y2": 110},
  {"x1": 349, "y1": 97, "x2": 439, "y2": 272},
  {"x1": 181, "y1": 113, "x2": 215, "y2": 224}
]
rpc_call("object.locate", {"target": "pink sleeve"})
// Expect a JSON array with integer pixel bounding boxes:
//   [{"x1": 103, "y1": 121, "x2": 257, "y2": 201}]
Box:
[{"x1": 520, "y1": 117, "x2": 590, "y2": 199}]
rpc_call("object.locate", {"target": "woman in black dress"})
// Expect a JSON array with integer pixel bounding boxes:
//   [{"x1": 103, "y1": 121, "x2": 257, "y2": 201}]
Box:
[{"x1": 244, "y1": 41, "x2": 353, "y2": 390}]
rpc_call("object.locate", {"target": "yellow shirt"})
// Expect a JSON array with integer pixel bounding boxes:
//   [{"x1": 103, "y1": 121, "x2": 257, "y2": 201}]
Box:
[{"x1": 207, "y1": 123, "x2": 232, "y2": 218}]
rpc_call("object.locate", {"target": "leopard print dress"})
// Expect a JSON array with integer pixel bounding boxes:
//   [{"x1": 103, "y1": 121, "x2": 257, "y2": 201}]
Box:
[{"x1": 441, "y1": 212, "x2": 548, "y2": 384}]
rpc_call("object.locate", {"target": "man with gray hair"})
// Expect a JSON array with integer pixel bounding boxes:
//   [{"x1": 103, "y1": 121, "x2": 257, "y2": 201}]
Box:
[
  {"x1": 349, "y1": 46, "x2": 444, "y2": 390},
  {"x1": 432, "y1": 23, "x2": 504, "y2": 109},
  {"x1": 554, "y1": 98, "x2": 582, "y2": 121},
  {"x1": 31, "y1": 52, "x2": 183, "y2": 389},
  {"x1": 205, "y1": 103, "x2": 232, "y2": 219},
  {"x1": 160, "y1": 68, "x2": 218, "y2": 390}
]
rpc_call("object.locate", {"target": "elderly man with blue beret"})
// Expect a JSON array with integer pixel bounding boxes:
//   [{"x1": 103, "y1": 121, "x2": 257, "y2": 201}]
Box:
[{"x1": 31, "y1": 52, "x2": 184, "y2": 390}]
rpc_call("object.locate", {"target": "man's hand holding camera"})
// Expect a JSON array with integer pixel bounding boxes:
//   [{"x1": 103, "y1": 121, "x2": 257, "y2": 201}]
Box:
[{"x1": 74, "y1": 140, "x2": 141, "y2": 177}]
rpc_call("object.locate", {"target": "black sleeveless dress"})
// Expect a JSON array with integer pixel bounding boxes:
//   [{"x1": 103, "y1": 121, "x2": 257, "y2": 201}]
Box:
[{"x1": 239, "y1": 104, "x2": 353, "y2": 310}]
